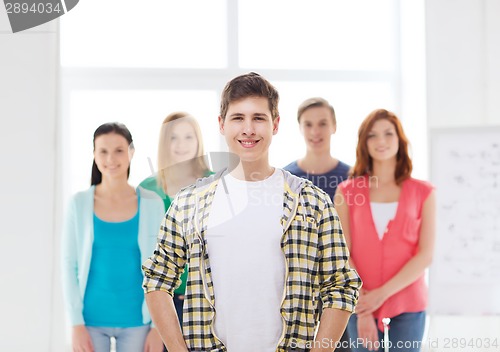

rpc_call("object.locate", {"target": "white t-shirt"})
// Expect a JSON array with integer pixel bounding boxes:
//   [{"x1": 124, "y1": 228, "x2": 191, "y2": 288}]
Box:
[
  {"x1": 206, "y1": 169, "x2": 285, "y2": 352},
  {"x1": 370, "y1": 202, "x2": 398, "y2": 240}
]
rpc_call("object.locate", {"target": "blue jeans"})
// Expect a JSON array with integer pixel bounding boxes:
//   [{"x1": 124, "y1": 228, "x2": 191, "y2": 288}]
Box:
[
  {"x1": 87, "y1": 325, "x2": 150, "y2": 352},
  {"x1": 347, "y1": 312, "x2": 426, "y2": 352}
]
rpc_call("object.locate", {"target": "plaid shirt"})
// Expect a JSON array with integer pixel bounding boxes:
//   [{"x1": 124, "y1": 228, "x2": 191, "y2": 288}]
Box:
[{"x1": 143, "y1": 169, "x2": 361, "y2": 352}]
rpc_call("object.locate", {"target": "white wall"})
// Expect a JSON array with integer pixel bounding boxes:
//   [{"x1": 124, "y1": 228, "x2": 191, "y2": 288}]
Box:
[
  {"x1": 425, "y1": 0, "x2": 500, "y2": 350},
  {"x1": 0, "y1": 10, "x2": 61, "y2": 352},
  {"x1": 426, "y1": 0, "x2": 500, "y2": 127}
]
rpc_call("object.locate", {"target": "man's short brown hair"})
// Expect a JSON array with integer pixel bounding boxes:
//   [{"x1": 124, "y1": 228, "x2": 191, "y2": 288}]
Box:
[
  {"x1": 297, "y1": 97, "x2": 336, "y2": 125},
  {"x1": 220, "y1": 72, "x2": 280, "y2": 121}
]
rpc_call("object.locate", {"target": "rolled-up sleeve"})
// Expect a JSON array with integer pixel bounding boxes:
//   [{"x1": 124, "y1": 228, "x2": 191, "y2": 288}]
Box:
[
  {"x1": 142, "y1": 196, "x2": 187, "y2": 296},
  {"x1": 318, "y1": 201, "x2": 362, "y2": 312}
]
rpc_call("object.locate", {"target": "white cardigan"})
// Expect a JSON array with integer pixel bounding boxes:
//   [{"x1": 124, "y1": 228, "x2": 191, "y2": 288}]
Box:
[{"x1": 61, "y1": 186, "x2": 164, "y2": 326}]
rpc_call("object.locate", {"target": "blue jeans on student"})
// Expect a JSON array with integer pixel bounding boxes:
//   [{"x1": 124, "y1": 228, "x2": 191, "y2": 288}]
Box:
[
  {"x1": 347, "y1": 311, "x2": 426, "y2": 352},
  {"x1": 87, "y1": 325, "x2": 150, "y2": 352}
]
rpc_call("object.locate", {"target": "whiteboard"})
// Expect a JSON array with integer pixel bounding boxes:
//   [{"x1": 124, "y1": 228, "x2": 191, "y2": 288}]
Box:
[{"x1": 429, "y1": 127, "x2": 500, "y2": 315}]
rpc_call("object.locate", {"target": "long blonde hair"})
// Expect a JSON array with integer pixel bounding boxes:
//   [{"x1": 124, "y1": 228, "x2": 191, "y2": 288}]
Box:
[{"x1": 157, "y1": 112, "x2": 210, "y2": 193}]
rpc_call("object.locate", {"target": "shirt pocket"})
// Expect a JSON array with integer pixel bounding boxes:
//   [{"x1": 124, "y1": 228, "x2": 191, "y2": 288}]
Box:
[{"x1": 287, "y1": 215, "x2": 318, "y2": 239}]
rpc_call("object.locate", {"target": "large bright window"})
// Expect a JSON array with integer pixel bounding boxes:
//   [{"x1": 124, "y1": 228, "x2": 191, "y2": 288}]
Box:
[
  {"x1": 60, "y1": 0, "x2": 426, "y2": 196},
  {"x1": 61, "y1": 0, "x2": 227, "y2": 68},
  {"x1": 239, "y1": 0, "x2": 397, "y2": 71}
]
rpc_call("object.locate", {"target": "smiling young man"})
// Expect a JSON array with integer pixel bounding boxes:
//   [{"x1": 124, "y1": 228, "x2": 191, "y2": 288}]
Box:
[
  {"x1": 142, "y1": 72, "x2": 361, "y2": 352},
  {"x1": 284, "y1": 98, "x2": 353, "y2": 352},
  {"x1": 284, "y1": 97, "x2": 351, "y2": 202}
]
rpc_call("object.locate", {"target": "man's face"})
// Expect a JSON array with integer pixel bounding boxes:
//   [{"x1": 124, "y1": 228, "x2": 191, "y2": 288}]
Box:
[
  {"x1": 218, "y1": 96, "x2": 279, "y2": 164},
  {"x1": 299, "y1": 106, "x2": 336, "y2": 153}
]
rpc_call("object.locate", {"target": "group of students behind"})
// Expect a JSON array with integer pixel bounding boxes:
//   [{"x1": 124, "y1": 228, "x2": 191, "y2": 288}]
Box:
[{"x1": 62, "y1": 72, "x2": 435, "y2": 352}]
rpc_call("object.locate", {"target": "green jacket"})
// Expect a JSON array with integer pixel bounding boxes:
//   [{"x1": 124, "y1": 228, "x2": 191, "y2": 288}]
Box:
[{"x1": 143, "y1": 169, "x2": 361, "y2": 351}]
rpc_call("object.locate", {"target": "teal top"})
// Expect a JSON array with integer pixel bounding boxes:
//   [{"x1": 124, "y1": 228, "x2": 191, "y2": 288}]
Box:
[
  {"x1": 139, "y1": 171, "x2": 213, "y2": 295},
  {"x1": 84, "y1": 212, "x2": 144, "y2": 327},
  {"x1": 61, "y1": 186, "x2": 165, "y2": 326}
]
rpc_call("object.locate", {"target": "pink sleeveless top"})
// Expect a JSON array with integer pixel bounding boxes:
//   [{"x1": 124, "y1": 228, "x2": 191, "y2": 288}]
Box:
[{"x1": 338, "y1": 176, "x2": 433, "y2": 331}]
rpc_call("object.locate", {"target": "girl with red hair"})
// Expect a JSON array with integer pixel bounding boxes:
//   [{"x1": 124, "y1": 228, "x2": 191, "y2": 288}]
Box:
[{"x1": 336, "y1": 109, "x2": 436, "y2": 352}]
